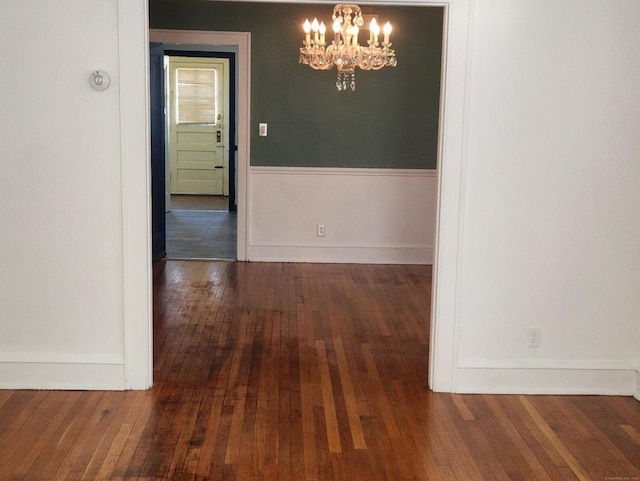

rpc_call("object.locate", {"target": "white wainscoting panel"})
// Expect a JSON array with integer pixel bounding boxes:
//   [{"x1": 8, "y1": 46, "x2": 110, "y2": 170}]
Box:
[{"x1": 248, "y1": 167, "x2": 437, "y2": 264}]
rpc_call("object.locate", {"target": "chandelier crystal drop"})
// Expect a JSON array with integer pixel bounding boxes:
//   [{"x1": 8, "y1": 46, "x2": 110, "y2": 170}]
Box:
[{"x1": 299, "y1": 4, "x2": 397, "y2": 92}]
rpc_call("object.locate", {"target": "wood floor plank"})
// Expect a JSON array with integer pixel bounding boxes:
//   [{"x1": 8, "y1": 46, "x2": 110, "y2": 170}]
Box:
[
  {"x1": 46, "y1": 392, "x2": 107, "y2": 481},
  {"x1": 464, "y1": 415, "x2": 514, "y2": 480},
  {"x1": 22, "y1": 393, "x2": 97, "y2": 481},
  {"x1": 484, "y1": 396, "x2": 555, "y2": 481},
  {"x1": 495, "y1": 395, "x2": 578, "y2": 481},
  {"x1": 361, "y1": 343, "x2": 402, "y2": 441},
  {"x1": 333, "y1": 337, "x2": 367, "y2": 450},
  {"x1": 225, "y1": 385, "x2": 249, "y2": 466},
  {"x1": 391, "y1": 381, "x2": 454, "y2": 480},
  {"x1": 0, "y1": 261, "x2": 638, "y2": 481},
  {"x1": 0, "y1": 391, "x2": 48, "y2": 462},
  {"x1": 567, "y1": 395, "x2": 640, "y2": 476},
  {"x1": 451, "y1": 394, "x2": 476, "y2": 421},
  {"x1": 94, "y1": 421, "x2": 134, "y2": 481},
  {"x1": 316, "y1": 340, "x2": 342, "y2": 454},
  {"x1": 5, "y1": 392, "x2": 81, "y2": 477},
  {"x1": 0, "y1": 391, "x2": 13, "y2": 412},
  {"x1": 519, "y1": 395, "x2": 593, "y2": 481},
  {"x1": 621, "y1": 424, "x2": 640, "y2": 444},
  {"x1": 430, "y1": 394, "x2": 491, "y2": 481}
]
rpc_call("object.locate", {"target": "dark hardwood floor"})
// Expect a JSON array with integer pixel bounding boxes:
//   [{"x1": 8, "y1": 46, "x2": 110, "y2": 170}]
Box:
[{"x1": 0, "y1": 261, "x2": 638, "y2": 480}]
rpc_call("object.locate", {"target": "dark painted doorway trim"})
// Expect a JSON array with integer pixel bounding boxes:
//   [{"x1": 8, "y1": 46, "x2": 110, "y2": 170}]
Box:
[{"x1": 150, "y1": 42, "x2": 166, "y2": 261}]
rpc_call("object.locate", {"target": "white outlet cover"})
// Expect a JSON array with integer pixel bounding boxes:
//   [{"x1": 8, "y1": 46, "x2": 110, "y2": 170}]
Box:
[{"x1": 527, "y1": 327, "x2": 541, "y2": 347}]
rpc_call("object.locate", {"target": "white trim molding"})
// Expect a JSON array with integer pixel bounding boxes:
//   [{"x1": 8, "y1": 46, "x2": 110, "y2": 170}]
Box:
[
  {"x1": 249, "y1": 245, "x2": 434, "y2": 264},
  {"x1": 119, "y1": 0, "x2": 153, "y2": 389},
  {"x1": 427, "y1": 0, "x2": 473, "y2": 392},
  {"x1": 0, "y1": 354, "x2": 125, "y2": 390},
  {"x1": 458, "y1": 358, "x2": 638, "y2": 371},
  {"x1": 250, "y1": 166, "x2": 438, "y2": 178},
  {"x1": 455, "y1": 360, "x2": 639, "y2": 396}
]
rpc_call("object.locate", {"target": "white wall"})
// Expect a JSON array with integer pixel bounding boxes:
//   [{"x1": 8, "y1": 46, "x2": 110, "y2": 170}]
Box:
[
  {"x1": 0, "y1": 0, "x2": 151, "y2": 389},
  {"x1": 450, "y1": 0, "x2": 640, "y2": 394}
]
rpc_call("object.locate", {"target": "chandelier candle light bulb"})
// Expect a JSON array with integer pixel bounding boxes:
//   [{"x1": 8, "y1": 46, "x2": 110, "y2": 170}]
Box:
[
  {"x1": 304, "y1": 19, "x2": 311, "y2": 45},
  {"x1": 383, "y1": 21, "x2": 392, "y2": 45},
  {"x1": 369, "y1": 18, "x2": 379, "y2": 45},
  {"x1": 298, "y1": 3, "x2": 397, "y2": 91}
]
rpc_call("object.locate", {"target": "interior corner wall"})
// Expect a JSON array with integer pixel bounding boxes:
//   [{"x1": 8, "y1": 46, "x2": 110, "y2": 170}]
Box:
[
  {"x1": 452, "y1": 0, "x2": 640, "y2": 394},
  {"x1": 0, "y1": 0, "x2": 133, "y2": 389}
]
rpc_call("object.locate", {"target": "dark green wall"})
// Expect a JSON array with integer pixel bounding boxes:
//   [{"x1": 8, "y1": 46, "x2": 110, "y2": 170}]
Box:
[{"x1": 150, "y1": 1, "x2": 443, "y2": 169}]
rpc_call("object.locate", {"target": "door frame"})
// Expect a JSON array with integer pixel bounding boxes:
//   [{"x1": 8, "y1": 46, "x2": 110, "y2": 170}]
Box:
[
  {"x1": 150, "y1": 42, "x2": 167, "y2": 262},
  {"x1": 127, "y1": 0, "x2": 473, "y2": 392},
  {"x1": 149, "y1": 29, "x2": 250, "y2": 261}
]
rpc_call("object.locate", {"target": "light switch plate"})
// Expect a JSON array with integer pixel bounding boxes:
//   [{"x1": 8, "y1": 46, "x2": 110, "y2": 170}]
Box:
[{"x1": 259, "y1": 123, "x2": 268, "y2": 136}]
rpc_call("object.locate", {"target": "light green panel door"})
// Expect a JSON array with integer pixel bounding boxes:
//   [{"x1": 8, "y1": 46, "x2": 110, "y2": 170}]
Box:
[
  {"x1": 168, "y1": 57, "x2": 229, "y2": 195},
  {"x1": 173, "y1": 127, "x2": 222, "y2": 194}
]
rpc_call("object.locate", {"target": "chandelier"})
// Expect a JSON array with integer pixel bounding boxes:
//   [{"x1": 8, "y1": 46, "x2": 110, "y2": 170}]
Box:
[{"x1": 299, "y1": 4, "x2": 397, "y2": 92}]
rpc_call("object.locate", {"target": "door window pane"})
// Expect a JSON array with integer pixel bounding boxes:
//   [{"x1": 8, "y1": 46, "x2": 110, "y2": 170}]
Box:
[{"x1": 176, "y1": 68, "x2": 217, "y2": 124}]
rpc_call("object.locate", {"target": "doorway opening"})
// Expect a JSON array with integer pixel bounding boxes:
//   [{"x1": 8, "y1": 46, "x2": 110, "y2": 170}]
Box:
[
  {"x1": 145, "y1": 17, "x2": 458, "y2": 392},
  {"x1": 150, "y1": 44, "x2": 239, "y2": 261},
  {"x1": 165, "y1": 52, "x2": 237, "y2": 260}
]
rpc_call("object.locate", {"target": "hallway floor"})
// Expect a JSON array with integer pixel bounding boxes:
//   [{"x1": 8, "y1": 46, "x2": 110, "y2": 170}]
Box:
[{"x1": 166, "y1": 195, "x2": 236, "y2": 260}]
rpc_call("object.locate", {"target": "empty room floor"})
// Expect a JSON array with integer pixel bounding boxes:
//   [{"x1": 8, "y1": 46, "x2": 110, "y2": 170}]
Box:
[{"x1": 0, "y1": 261, "x2": 638, "y2": 480}]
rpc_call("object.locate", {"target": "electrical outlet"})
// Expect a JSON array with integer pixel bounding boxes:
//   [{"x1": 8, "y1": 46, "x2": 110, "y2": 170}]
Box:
[
  {"x1": 527, "y1": 326, "x2": 541, "y2": 347},
  {"x1": 317, "y1": 224, "x2": 326, "y2": 237}
]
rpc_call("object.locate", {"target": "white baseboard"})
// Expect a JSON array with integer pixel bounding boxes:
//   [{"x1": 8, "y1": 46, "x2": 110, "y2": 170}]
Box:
[
  {"x1": 0, "y1": 354, "x2": 125, "y2": 390},
  {"x1": 455, "y1": 361, "x2": 638, "y2": 395},
  {"x1": 635, "y1": 369, "x2": 640, "y2": 401},
  {"x1": 248, "y1": 244, "x2": 433, "y2": 264}
]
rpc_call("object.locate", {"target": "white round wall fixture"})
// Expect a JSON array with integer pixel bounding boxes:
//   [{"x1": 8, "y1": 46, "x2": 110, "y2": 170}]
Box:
[{"x1": 89, "y1": 70, "x2": 111, "y2": 91}]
